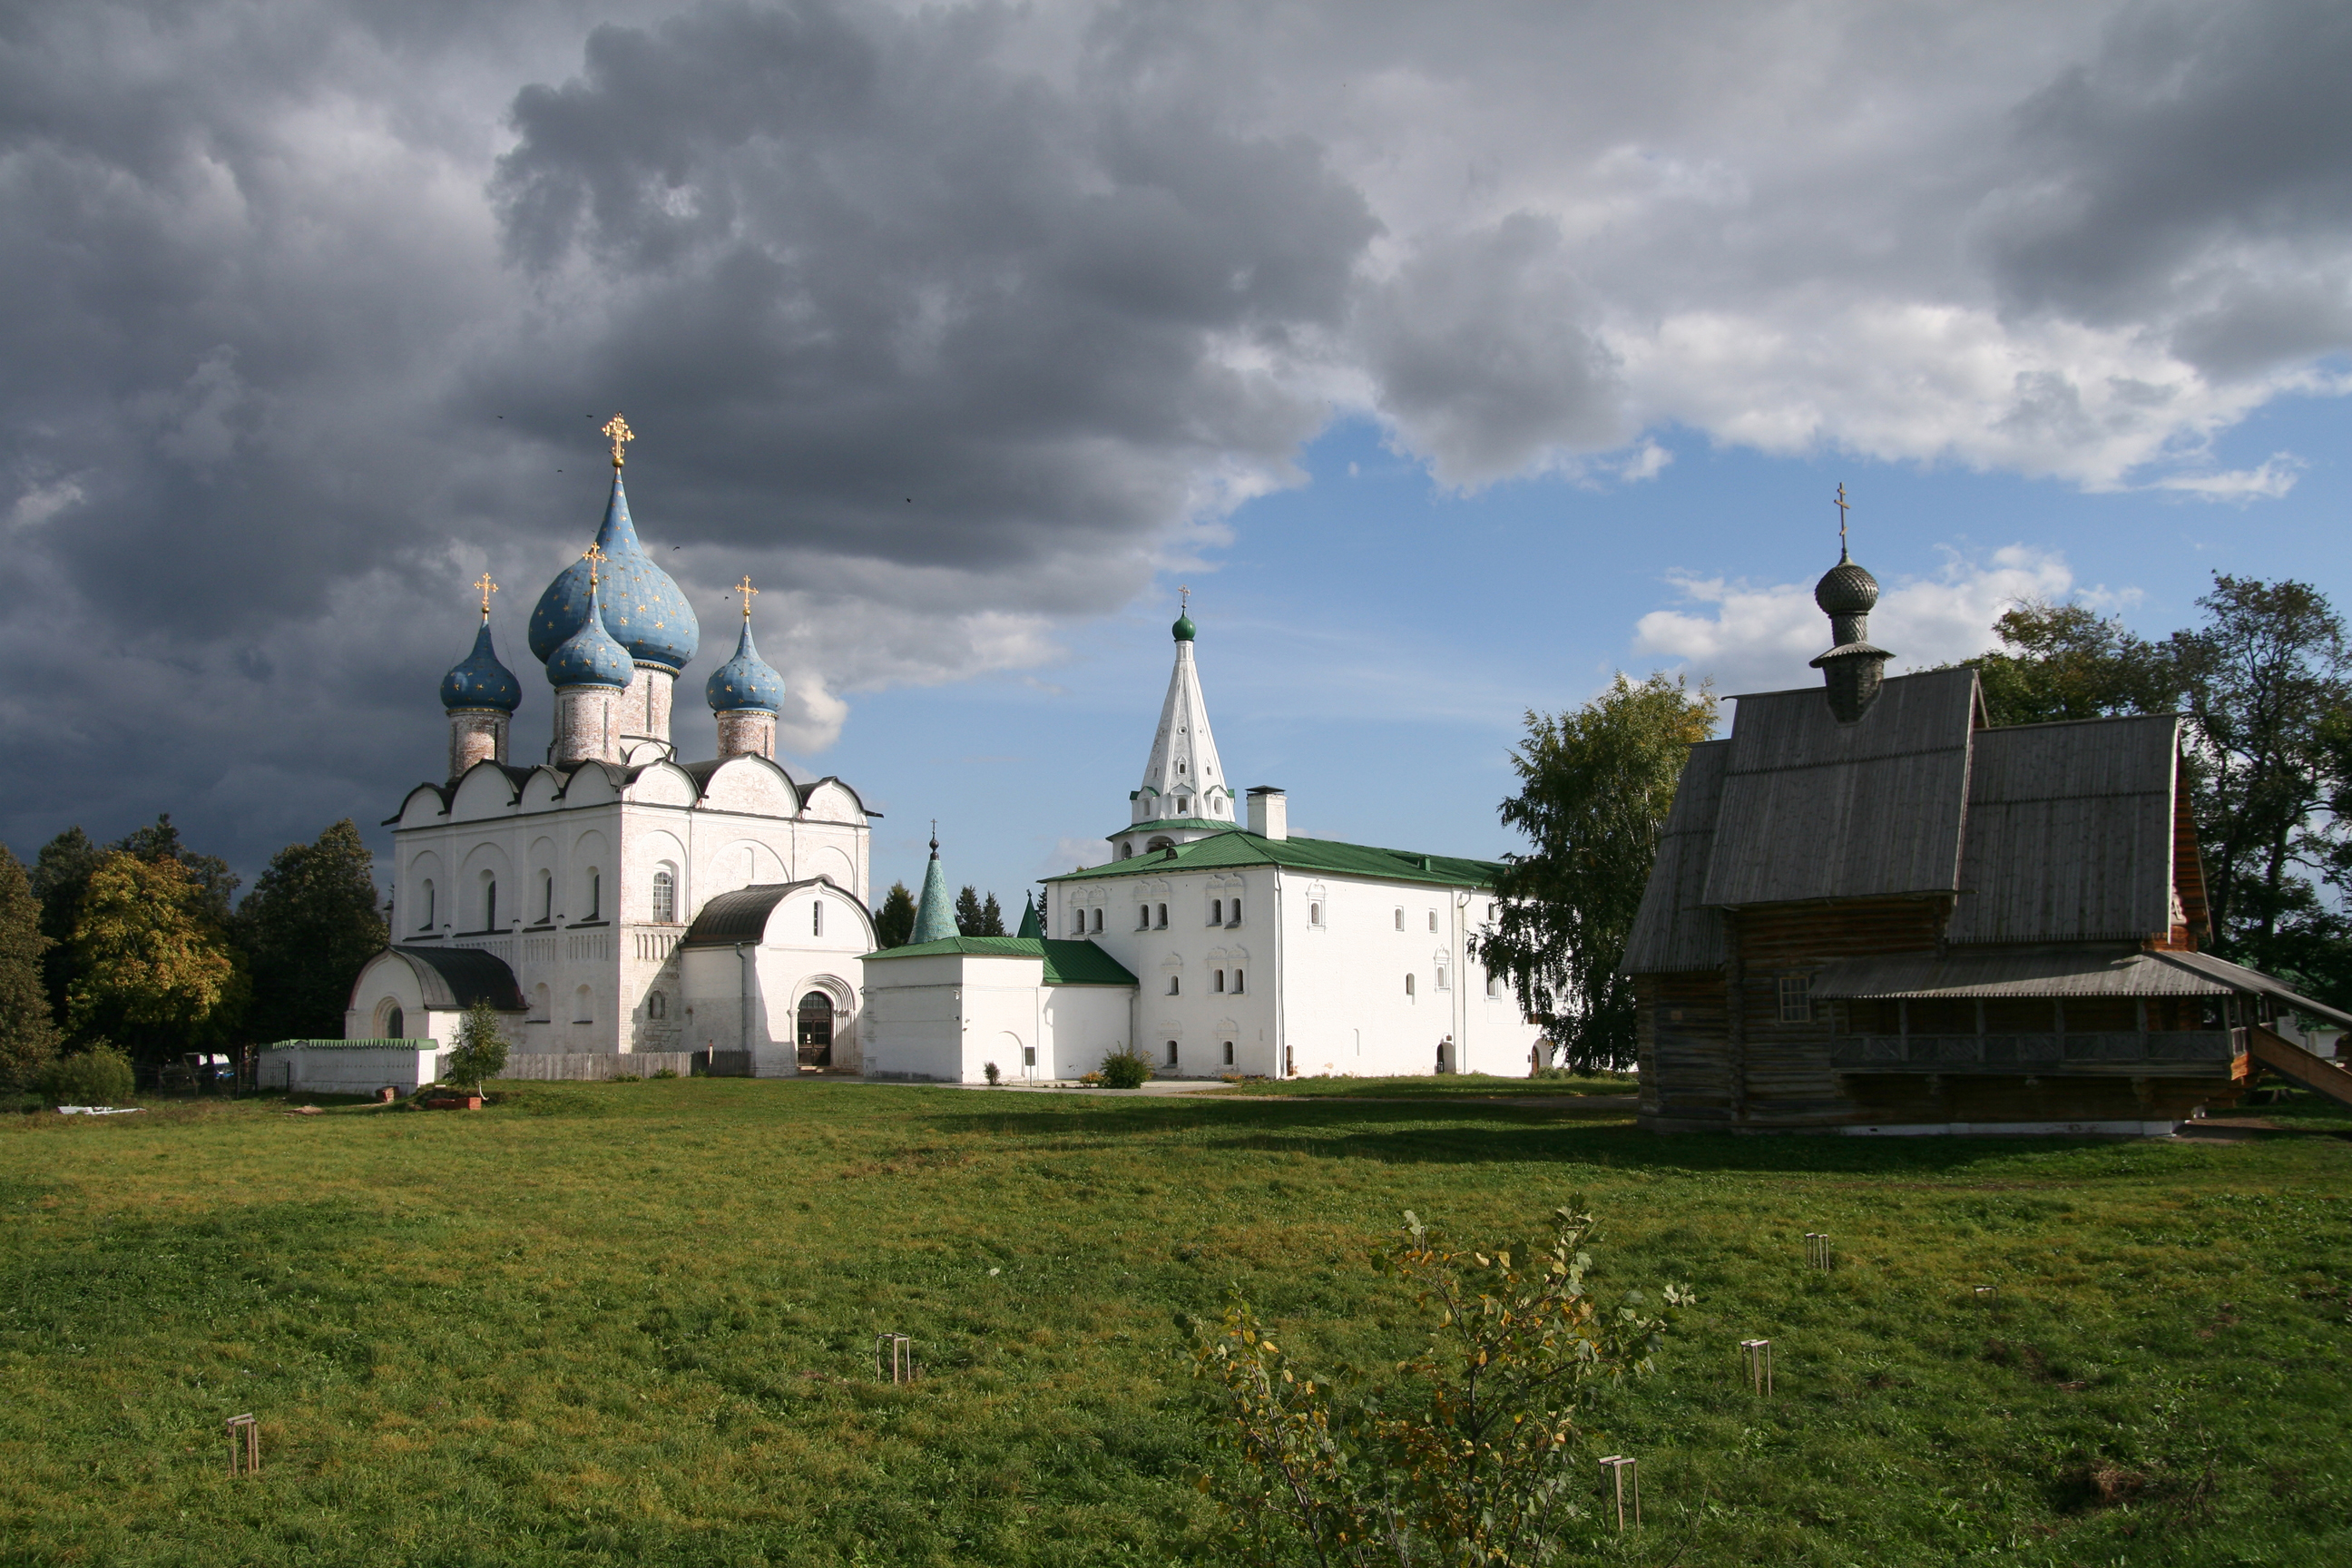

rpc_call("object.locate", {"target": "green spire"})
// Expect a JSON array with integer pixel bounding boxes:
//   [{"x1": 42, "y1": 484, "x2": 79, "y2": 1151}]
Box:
[
  {"x1": 1017, "y1": 892, "x2": 1044, "y2": 939},
  {"x1": 910, "y1": 824, "x2": 956, "y2": 945}
]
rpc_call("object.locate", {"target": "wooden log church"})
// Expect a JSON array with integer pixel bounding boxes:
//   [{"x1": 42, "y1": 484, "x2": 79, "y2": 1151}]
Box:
[{"x1": 1622, "y1": 525, "x2": 2352, "y2": 1134}]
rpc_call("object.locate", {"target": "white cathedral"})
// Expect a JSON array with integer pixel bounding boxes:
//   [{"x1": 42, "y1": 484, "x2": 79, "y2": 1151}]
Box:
[
  {"x1": 344, "y1": 418, "x2": 879, "y2": 1074},
  {"x1": 345, "y1": 418, "x2": 1544, "y2": 1083}
]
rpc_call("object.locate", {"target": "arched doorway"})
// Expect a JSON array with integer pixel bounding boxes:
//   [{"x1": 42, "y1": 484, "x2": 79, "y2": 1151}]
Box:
[{"x1": 797, "y1": 992, "x2": 835, "y2": 1070}]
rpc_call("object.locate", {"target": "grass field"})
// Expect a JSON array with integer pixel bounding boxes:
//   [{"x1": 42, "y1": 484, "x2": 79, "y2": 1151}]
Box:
[
  {"x1": 1194, "y1": 1071, "x2": 1638, "y2": 1098},
  {"x1": 4, "y1": 1080, "x2": 2348, "y2": 1566}
]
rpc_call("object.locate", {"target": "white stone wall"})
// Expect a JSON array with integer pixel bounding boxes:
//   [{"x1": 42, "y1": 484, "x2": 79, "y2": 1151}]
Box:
[
  {"x1": 379, "y1": 754, "x2": 872, "y2": 1058},
  {"x1": 1050, "y1": 862, "x2": 1543, "y2": 1078},
  {"x1": 858, "y1": 950, "x2": 1133, "y2": 1083},
  {"x1": 671, "y1": 881, "x2": 873, "y2": 1074}
]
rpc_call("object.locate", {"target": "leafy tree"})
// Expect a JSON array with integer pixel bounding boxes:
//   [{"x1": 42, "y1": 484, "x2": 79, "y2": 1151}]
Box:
[
  {"x1": 952, "y1": 885, "x2": 1005, "y2": 936},
  {"x1": 29, "y1": 827, "x2": 103, "y2": 1025},
  {"x1": 41, "y1": 1043, "x2": 134, "y2": 1106},
  {"x1": 1192, "y1": 1204, "x2": 1687, "y2": 1565},
  {"x1": 66, "y1": 852, "x2": 247, "y2": 1059},
  {"x1": 873, "y1": 881, "x2": 916, "y2": 949},
  {"x1": 443, "y1": 999, "x2": 511, "y2": 1093},
  {"x1": 0, "y1": 845, "x2": 62, "y2": 1091},
  {"x1": 2166, "y1": 575, "x2": 2352, "y2": 992},
  {"x1": 236, "y1": 820, "x2": 388, "y2": 1043},
  {"x1": 112, "y1": 814, "x2": 241, "y2": 925},
  {"x1": 1965, "y1": 600, "x2": 2174, "y2": 726},
  {"x1": 1475, "y1": 673, "x2": 1719, "y2": 1071}
]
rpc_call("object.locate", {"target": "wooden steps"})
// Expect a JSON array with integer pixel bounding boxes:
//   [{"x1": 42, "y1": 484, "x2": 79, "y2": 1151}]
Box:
[{"x1": 2244, "y1": 1026, "x2": 2352, "y2": 1111}]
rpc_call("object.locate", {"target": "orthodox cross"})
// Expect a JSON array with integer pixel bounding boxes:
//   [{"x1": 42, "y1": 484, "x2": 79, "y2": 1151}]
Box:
[
  {"x1": 1833, "y1": 483, "x2": 1851, "y2": 560},
  {"x1": 474, "y1": 572, "x2": 498, "y2": 619},
  {"x1": 602, "y1": 413, "x2": 633, "y2": 468},
  {"x1": 1179, "y1": 584, "x2": 1191, "y2": 614},
  {"x1": 582, "y1": 540, "x2": 607, "y2": 588},
  {"x1": 735, "y1": 575, "x2": 760, "y2": 620}
]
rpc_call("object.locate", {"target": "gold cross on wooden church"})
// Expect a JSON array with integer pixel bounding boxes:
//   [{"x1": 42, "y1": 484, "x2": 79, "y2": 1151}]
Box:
[
  {"x1": 474, "y1": 572, "x2": 498, "y2": 618},
  {"x1": 735, "y1": 575, "x2": 759, "y2": 620},
  {"x1": 1832, "y1": 483, "x2": 1851, "y2": 559},
  {"x1": 602, "y1": 413, "x2": 633, "y2": 468}
]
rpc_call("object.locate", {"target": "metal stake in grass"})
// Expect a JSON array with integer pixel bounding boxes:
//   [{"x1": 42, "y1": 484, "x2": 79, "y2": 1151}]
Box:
[
  {"x1": 1740, "y1": 1338, "x2": 1774, "y2": 1396},
  {"x1": 225, "y1": 1413, "x2": 260, "y2": 1477},
  {"x1": 1974, "y1": 1286, "x2": 1996, "y2": 1303},
  {"x1": 1805, "y1": 1232, "x2": 1833, "y2": 1271},
  {"x1": 1599, "y1": 1455, "x2": 1639, "y2": 1530},
  {"x1": 875, "y1": 1333, "x2": 915, "y2": 1385}
]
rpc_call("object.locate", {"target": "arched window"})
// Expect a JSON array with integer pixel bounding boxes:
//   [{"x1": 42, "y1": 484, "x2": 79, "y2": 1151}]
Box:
[
  {"x1": 1165, "y1": 1040, "x2": 1179, "y2": 1065},
  {"x1": 1405, "y1": 972, "x2": 1416, "y2": 998},
  {"x1": 1232, "y1": 969, "x2": 1245, "y2": 995},
  {"x1": 1394, "y1": 907, "x2": 1405, "y2": 931},
  {"x1": 376, "y1": 998, "x2": 405, "y2": 1037},
  {"x1": 1167, "y1": 975, "x2": 1181, "y2": 995},
  {"x1": 1436, "y1": 963, "x2": 1450, "y2": 990},
  {"x1": 1073, "y1": 909, "x2": 1086, "y2": 936},
  {"x1": 586, "y1": 871, "x2": 602, "y2": 921},
  {"x1": 1155, "y1": 903, "x2": 1168, "y2": 928},
  {"x1": 652, "y1": 869, "x2": 676, "y2": 924},
  {"x1": 1091, "y1": 908, "x2": 1103, "y2": 933},
  {"x1": 418, "y1": 880, "x2": 436, "y2": 930},
  {"x1": 573, "y1": 985, "x2": 595, "y2": 1024},
  {"x1": 538, "y1": 870, "x2": 554, "y2": 924},
  {"x1": 1136, "y1": 905, "x2": 1150, "y2": 930},
  {"x1": 1221, "y1": 1040, "x2": 1234, "y2": 1065},
  {"x1": 1210, "y1": 898, "x2": 1222, "y2": 926},
  {"x1": 1230, "y1": 896, "x2": 1242, "y2": 924},
  {"x1": 1212, "y1": 969, "x2": 1225, "y2": 993},
  {"x1": 647, "y1": 990, "x2": 667, "y2": 1020},
  {"x1": 1309, "y1": 901, "x2": 1323, "y2": 926},
  {"x1": 1428, "y1": 910, "x2": 1439, "y2": 933},
  {"x1": 480, "y1": 871, "x2": 497, "y2": 930}
]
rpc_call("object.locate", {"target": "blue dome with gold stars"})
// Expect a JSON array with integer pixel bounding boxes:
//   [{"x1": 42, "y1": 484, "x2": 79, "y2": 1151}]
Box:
[
  {"x1": 440, "y1": 620, "x2": 522, "y2": 713},
  {"x1": 706, "y1": 617, "x2": 785, "y2": 713},
  {"x1": 545, "y1": 577, "x2": 634, "y2": 690},
  {"x1": 529, "y1": 470, "x2": 701, "y2": 674}
]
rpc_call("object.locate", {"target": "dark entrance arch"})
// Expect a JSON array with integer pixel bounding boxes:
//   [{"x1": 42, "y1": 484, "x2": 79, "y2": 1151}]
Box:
[{"x1": 797, "y1": 992, "x2": 835, "y2": 1069}]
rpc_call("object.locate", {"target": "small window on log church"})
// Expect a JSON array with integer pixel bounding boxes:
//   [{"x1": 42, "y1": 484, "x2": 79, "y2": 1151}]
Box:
[{"x1": 1777, "y1": 974, "x2": 1811, "y2": 1024}]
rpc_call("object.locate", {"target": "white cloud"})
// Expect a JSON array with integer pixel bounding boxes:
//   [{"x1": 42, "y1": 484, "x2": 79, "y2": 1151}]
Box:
[
  {"x1": 1634, "y1": 545, "x2": 2080, "y2": 695},
  {"x1": 2152, "y1": 452, "x2": 2306, "y2": 501}
]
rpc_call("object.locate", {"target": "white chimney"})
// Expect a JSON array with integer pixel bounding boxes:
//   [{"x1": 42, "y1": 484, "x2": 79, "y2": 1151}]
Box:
[{"x1": 1247, "y1": 786, "x2": 1288, "y2": 840}]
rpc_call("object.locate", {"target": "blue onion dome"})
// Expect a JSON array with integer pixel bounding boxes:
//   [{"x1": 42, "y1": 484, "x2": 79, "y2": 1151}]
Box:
[
  {"x1": 440, "y1": 619, "x2": 522, "y2": 712},
  {"x1": 706, "y1": 616, "x2": 785, "y2": 713},
  {"x1": 528, "y1": 471, "x2": 701, "y2": 673},
  {"x1": 1172, "y1": 611, "x2": 1196, "y2": 642},
  {"x1": 545, "y1": 577, "x2": 634, "y2": 690}
]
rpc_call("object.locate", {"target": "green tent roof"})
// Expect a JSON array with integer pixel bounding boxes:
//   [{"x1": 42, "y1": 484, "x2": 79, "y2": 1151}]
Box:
[
  {"x1": 911, "y1": 841, "x2": 956, "y2": 944},
  {"x1": 863, "y1": 936, "x2": 1140, "y2": 987},
  {"x1": 1048, "y1": 828, "x2": 1503, "y2": 889}
]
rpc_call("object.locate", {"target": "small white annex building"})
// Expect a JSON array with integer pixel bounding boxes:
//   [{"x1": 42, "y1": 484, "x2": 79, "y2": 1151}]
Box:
[
  {"x1": 859, "y1": 608, "x2": 1547, "y2": 1082},
  {"x1": 345, "y1": 420, "x2": 879, "y2": 1073}
]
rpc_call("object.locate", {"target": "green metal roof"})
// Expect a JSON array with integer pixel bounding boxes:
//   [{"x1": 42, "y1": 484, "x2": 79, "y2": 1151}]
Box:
[
  {"x1": 1106, "y1": 816, "x2": 1230, "y2": 838},
  {"x1": 863, "y1": 936, "x2": 1140, "y2": 986},
  {"x1": 1047, "y1": 828, "x2": 1503, "y2": 890}
]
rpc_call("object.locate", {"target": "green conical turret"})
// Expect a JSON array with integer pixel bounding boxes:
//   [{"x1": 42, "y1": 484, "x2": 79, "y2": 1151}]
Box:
[
  {"x1": 910, "y1": 828, "x2": 956, "y2": 945},
  {"x1": 1017, "y1": 892, "x2": 1044, "y2": 939}
]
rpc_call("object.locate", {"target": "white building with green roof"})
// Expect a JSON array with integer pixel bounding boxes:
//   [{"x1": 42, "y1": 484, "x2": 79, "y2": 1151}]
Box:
[{"x1": 858, "y1": 610, "x2": 1545, "y2": 1083}]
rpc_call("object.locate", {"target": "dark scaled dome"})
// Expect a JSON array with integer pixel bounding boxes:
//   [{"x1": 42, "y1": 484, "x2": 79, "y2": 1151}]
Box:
[
  {"x1": 529, "y1": 471, "x2": 701, "y2": 673},
  {"x1": 440, "y1": 620, "x2": 522, "y2": 713},
  {"x1": 706, "y1": 618, "x2": 785, "y2": 714},
  {"x1": 1814, "y1": 557, "x2": 1880, "y2": 616}
]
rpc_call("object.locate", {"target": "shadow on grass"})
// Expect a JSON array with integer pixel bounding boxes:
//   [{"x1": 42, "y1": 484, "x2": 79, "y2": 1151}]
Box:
[{"x1": 911, "y1": 1093, "x2": 2187, "y2": 1177}]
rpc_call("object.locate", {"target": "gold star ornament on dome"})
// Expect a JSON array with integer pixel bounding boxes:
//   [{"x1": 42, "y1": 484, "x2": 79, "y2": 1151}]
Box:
[{"x1": 602, "y1": 413, "x2": 633, "y2": 468}]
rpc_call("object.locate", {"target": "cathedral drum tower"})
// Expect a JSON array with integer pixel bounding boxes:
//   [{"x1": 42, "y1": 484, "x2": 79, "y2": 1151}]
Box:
[{"x1": 343, "y1": 416, "x2": 882, "y2": 1074}]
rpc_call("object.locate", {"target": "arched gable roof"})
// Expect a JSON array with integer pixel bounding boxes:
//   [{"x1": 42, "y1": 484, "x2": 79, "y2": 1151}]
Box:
[
  {"x1": 352, "y1": 945, "x2": 527, "y2": 1013},
  {"x1": 800, "y1": 775, "x2": 880, "y2": 819},
  {"x1": 681, "y1": 877, "x2": 879, "y2": 949}
]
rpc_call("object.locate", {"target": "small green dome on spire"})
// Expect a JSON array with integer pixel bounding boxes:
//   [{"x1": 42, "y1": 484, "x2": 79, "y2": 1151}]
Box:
[{"x1": 1171, "y1": 612, "x2": 1196, "y2": 642}]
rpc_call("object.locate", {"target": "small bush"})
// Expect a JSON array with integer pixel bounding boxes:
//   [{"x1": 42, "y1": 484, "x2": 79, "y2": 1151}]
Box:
[
  {"x1": 984, "y1": 1061, "x2": 1002, "y2": 1085},
  {"x1": 1098, "y1": 1049, "x2": 1154, "y2": 1089},
  {"x1": 43, "y1": 1044, "x2": 136, "y2": 1106},
  {"x1": 612, "y1": 1073, "x2": 642, "y2": 1083},
  {"x1": 651, "y1": 1068, "x2": 679, "y2": 1080},
  {"x1": 1078, "y1": 1070, "x2": 1106, "y2": 1086}
]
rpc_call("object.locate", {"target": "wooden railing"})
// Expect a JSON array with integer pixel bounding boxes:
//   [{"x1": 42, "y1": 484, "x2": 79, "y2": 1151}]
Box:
[{"x1": 1832, "y1": 1031, "x2": 2234, "y2": 1073}]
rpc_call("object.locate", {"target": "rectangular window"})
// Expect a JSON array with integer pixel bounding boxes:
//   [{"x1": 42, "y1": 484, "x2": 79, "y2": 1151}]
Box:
[
  {"x1": 1436, "y1": 964, "x2": 1450, "y2": 990},
  {"x1": 1394, "y1": 908, "x2": 1405, "y2": 930},
  {"x1": 1778, "y1": 974, "x2": 1812, "y2": 1024},
  {"x1": 1212, "y1": 969, "x2": 1225, "y2": 993},
  {"x1": 1073, "y1": 910, "x2": 1086, "y2": 936},
  {"x1": 1168, "y1": 975, "x2": 1181, "y2": 995},
  {"x1": 1428, "y1": 910, "x2": 1438, "y2": 933},
  {"x1": 1092, "y1": 908, "x2": 1102, "y2": 933},
  {"x1": 1137, "y1": 906, "x2": 1150, "y2": 930},
  {"x1": 813, "y1": 901, "x2": 824, "y2": 937},
  {"x1": 1487, "y1": 973, "x2": 1504, "y2": 998},
  {"x1": 1166, "y1": 1041, "x2": 1179, "y2": 1065}
]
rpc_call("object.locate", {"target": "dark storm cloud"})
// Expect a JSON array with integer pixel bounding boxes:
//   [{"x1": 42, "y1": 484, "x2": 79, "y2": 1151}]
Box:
[{"x1": 1984, "y1": 0, "x2": 2352, "y2": 377}]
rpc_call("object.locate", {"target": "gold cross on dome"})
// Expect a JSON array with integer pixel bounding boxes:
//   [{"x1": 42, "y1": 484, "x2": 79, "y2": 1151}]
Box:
[
  {"x1": 474, "y1": 572, "x2": 498, "y2": 618},
  {"x1": 582, "y1": 541, "x2": 607, "y2": 588},
  {"x1": 602, "y1": 413, "x2": 633, "y2": 468},
  {"x1": 1179, "y1": 584, "x2": 1190, "y2": 614},
  {"x1": 735, "y1": 575, "x2": 759, "y2": 620}
]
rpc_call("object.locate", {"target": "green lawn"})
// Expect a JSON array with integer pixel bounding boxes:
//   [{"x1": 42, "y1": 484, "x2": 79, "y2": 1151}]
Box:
[
  {"x1": 3, "y1": 1080, "x2": 2348, "y2": 1566},
  {"x1": 1194, "y1": 1071, "x2": 1637, "y2": 1098}
]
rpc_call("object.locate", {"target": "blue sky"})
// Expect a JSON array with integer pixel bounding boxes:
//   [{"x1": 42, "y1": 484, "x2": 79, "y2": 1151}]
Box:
[{"x1": 820, "y1": 379, "x2": 2352, "y2": 914}]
